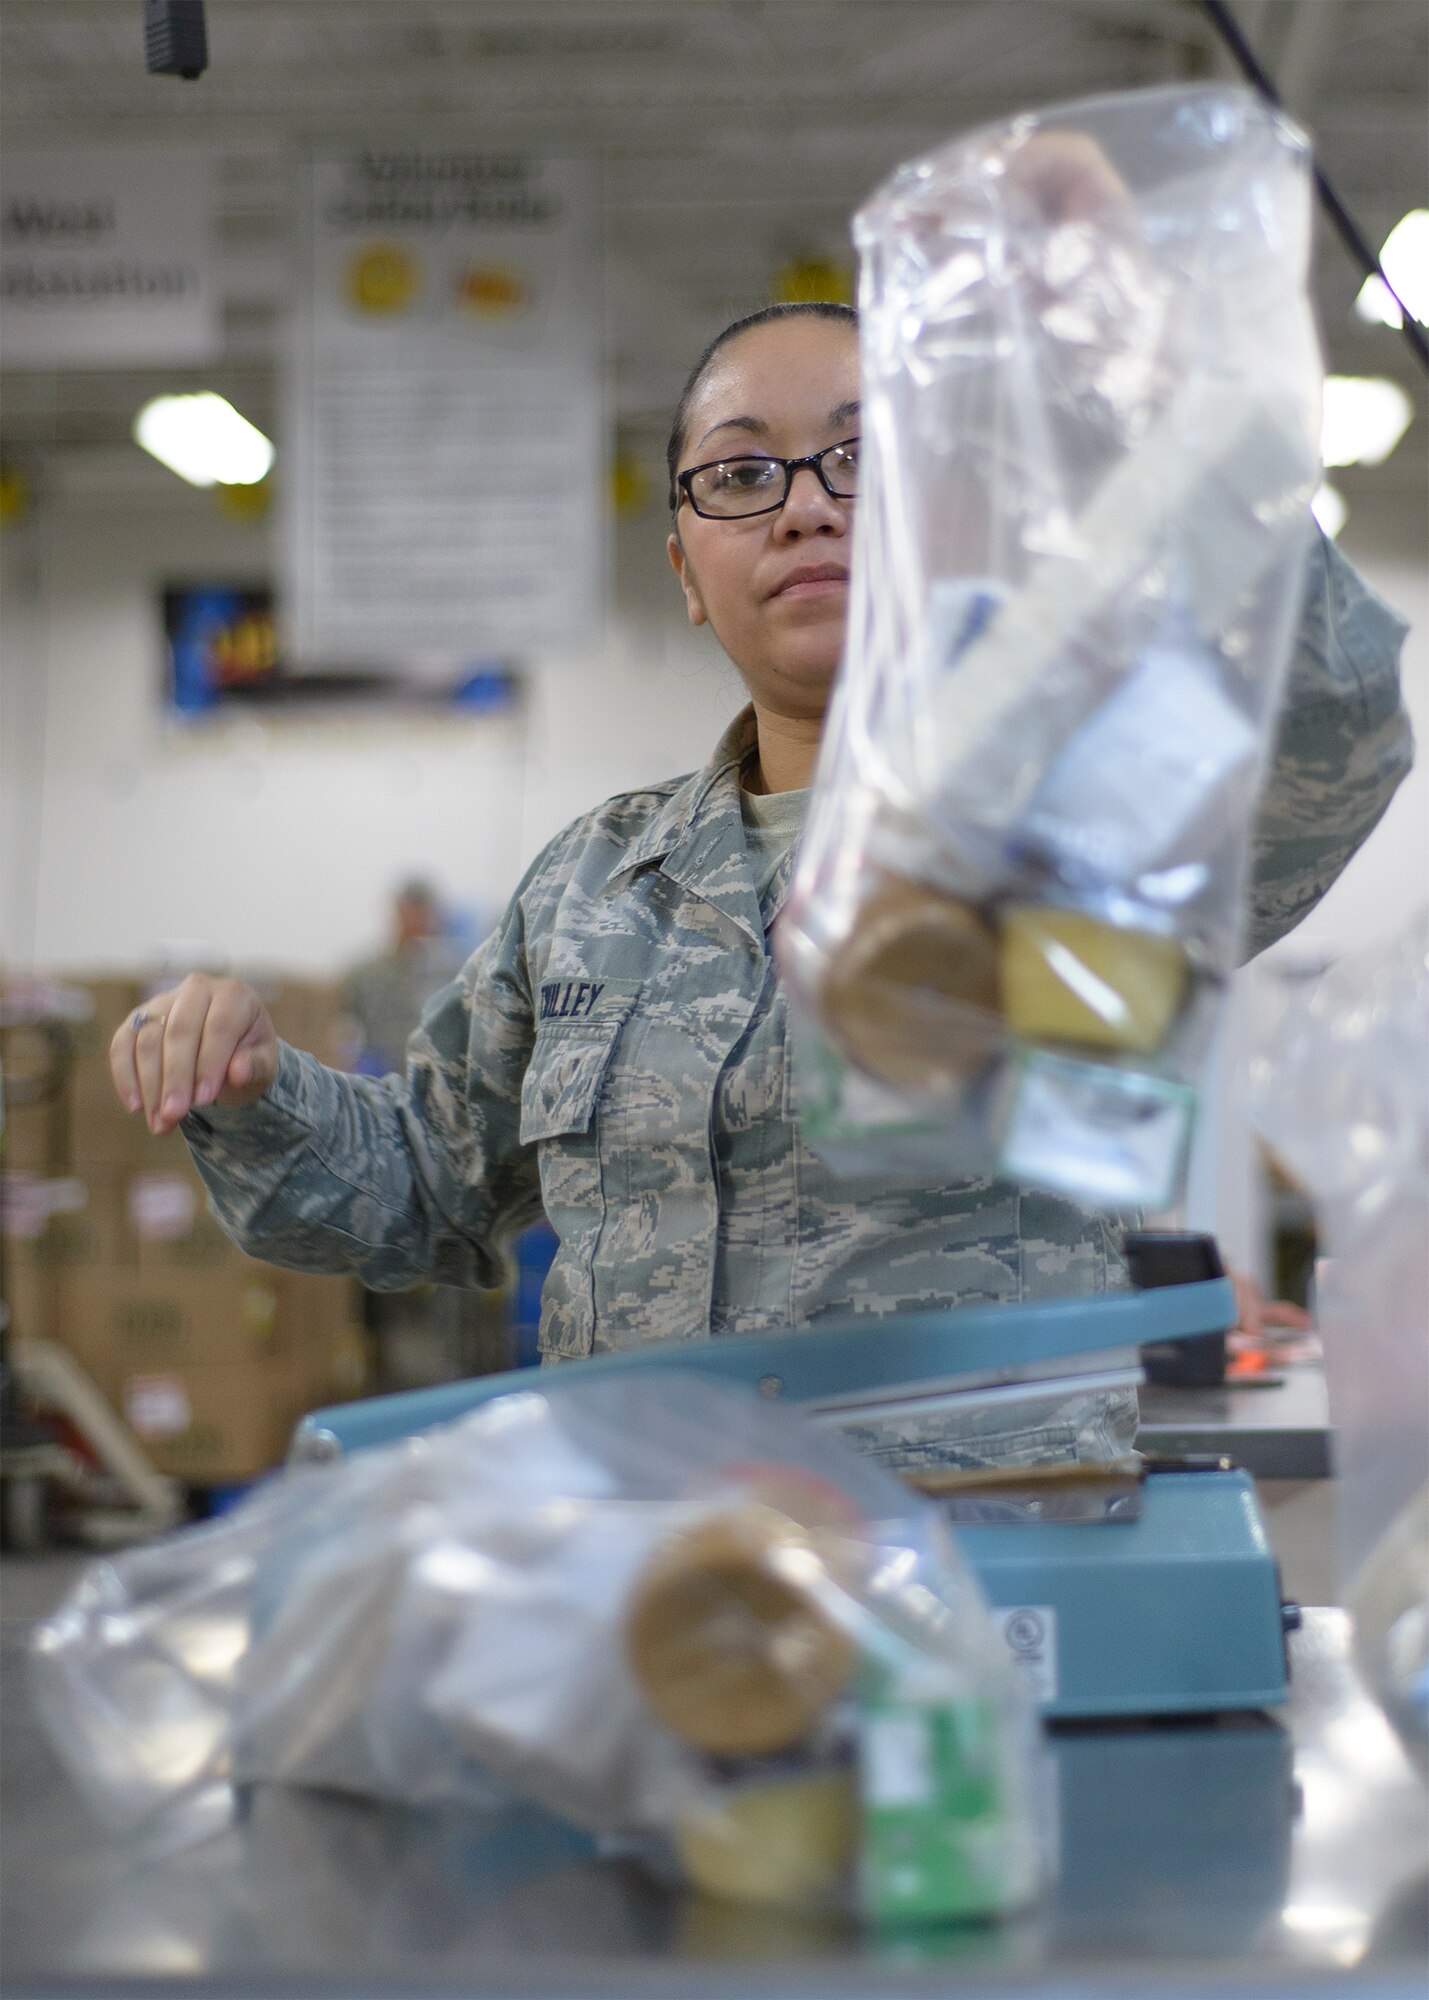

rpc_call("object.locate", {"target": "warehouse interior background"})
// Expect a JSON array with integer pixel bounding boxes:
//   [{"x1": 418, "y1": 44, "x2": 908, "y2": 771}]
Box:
[{"x1": 1, "y1": 5, "x2": 1428, "y2": 1985}]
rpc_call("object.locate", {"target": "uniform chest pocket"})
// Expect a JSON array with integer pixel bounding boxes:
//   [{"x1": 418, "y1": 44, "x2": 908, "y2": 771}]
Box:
[
  {"x1": 519, "y1": 985, "x2": 637, "y2": 1144},
  {"x1": 518, "y1": 989, "x2": 637, "y2": 1362}
]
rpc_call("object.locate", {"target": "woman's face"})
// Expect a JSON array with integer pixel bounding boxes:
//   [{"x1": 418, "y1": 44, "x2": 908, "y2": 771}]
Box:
[{"x1": 667, "y1": 317, "x2": 858, "y2": 722}]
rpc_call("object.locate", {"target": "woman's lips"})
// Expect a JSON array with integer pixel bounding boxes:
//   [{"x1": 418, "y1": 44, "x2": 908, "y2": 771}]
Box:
[{"x1": 769, "y1": 569, "x2": 849, "y2": 603}]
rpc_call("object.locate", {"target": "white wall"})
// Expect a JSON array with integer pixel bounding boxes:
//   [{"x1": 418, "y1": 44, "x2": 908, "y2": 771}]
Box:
[{"x1": 1, "y1": 470, "x2": 739, "y2": 979}]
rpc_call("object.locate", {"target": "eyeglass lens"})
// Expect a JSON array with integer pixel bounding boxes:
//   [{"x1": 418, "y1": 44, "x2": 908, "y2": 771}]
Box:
[{"x1": 687, "y1": 440, "x2": 858, "y2": 517}]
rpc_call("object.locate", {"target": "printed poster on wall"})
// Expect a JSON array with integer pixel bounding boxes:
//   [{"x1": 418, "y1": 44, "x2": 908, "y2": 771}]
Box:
[
  {"x1": 286, "y1": 151, "x2": 604, "y2": 673},
  {"x1": 0, "y1": 149, "x2": 218, "y2": 366}
]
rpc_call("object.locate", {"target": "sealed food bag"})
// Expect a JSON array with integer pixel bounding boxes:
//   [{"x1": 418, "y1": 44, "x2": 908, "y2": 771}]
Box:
[
  {"x1": 1253, "y1": 912, "x2": 1429, "y2": 1773},
  {"x1": 779, "y1": 84, "x2": 1322, "y2": 1208},
  {"x1": 31, "y1": 1375, "x2": 1043, "y2": 1923}
]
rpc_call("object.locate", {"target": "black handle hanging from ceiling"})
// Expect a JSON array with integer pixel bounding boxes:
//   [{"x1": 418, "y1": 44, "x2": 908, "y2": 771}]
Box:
[
  {"x1": 1196, "y1": 0, "x2": 1428, "y2": 374},
  {"x1": 144, "y1": 0, "x2": 208, "y2": 80}
]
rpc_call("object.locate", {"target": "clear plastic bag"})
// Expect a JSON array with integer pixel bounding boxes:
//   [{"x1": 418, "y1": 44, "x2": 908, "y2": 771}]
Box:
[
  {"x1": 31, "y1": 1375, "x2": 1043, "y2": 1922},
  {"x1": 779, "y1": 84, "x2": 1322, "y2": 1210},
  {"x1": 1253, "y1": 910, "x2": 1429, "y2": 1772}
]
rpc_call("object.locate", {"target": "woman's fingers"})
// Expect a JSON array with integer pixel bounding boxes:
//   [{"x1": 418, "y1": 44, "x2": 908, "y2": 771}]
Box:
[
  {"x1": 222, "y1": 1015, "x2": 278, "y2": 1101},
  {"x1": 194, "y1": 983, "x2": 273, "y2": 1106},
  {"x1": 191, "y1": 983, "x2": 249, "y2": 1105},
  {"x1": 1229, "y1": 1266, "x2": 1265, "y2": 1340},
  {"x1": 1009, "y1": 130, "x2": 1133, "y2": 226},
  {"x1": 109, "y1": 976, "x2": 278, "y2": 1133},
  {"x1": 1229, "y1": 1265, "x2": 1315, "y2": 1341},
  {"x1": 1261, "y1": 1298, "x2": 1314, "y2": 1333},
  {"x1": 125, "y1": 991, "x2": 180, "y2": 1131},
  {"x1": 154, "y1": 980, "x2": 215, "y2": 1131},
  {"x1": 109, "y1": 1010, "x2": 145, "y2": 1115}
]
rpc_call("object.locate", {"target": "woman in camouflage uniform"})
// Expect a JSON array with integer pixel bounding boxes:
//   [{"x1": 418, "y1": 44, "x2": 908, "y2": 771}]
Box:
[{"x1": 111, "y1": 301, "x2": 1412, "y2": 1469}]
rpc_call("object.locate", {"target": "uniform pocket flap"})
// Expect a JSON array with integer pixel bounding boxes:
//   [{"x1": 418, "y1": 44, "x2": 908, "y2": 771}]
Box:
[{"x1": 519, "y1": 984, "x2": 635, "y2": 1144}]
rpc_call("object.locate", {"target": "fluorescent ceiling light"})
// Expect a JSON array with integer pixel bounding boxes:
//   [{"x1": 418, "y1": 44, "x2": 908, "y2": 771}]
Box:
[
  {"x1": 133, "y1": 393, "x2": 274, "y2": 487},
  {"x1": 1321, "y1": 376, "x2": 1413, "y2": 469},
  {"x1": 1310, "y1": 483, "x2": 1347, "y2": 540},
  {"x1": 1355, "y1": 210, "x2": 1429, "y2": 328}
]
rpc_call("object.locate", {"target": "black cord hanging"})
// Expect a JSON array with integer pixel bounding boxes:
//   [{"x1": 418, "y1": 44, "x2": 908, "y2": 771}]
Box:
[{"x1": 1196, "y1": 0, "x2": 1428, "y2": 375}]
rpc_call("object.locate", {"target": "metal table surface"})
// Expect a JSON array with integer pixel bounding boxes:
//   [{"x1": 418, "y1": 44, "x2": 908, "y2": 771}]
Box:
[
  {"x1": 1137, "y1": 1363, "x2": 1332, "y2": 1480},
  {"x1": 2, "y1": 1568, "x2": 1424, "y2": 2000}
]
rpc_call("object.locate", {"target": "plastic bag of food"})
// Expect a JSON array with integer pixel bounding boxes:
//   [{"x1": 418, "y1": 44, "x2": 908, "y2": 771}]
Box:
[
  {"x1": 31, "y1": 1375, "x2": 1043, "y2": 1923},
  {"x1": 778, "y1": 84, "x2": 1322, "y2": 1210},
  {"x1": 1253, "y1": 911, "x2": 1429, "y2": 1771}
]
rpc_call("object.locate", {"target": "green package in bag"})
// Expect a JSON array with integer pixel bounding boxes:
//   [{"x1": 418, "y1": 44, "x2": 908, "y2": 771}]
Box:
[{"x1": 856, "y1": 1654, "x2": 1014, "y2": 1925}]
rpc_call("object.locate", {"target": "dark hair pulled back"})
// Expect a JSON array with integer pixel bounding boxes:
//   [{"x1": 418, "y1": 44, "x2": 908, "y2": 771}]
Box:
[{"x1": 665, "y1": 300, "x2": 857, "y2": 511}]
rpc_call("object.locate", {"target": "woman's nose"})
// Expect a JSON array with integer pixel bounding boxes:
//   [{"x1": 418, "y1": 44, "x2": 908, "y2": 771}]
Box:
[{"x1": 776, "y1": 466, "x2": 849, "y2": 537}]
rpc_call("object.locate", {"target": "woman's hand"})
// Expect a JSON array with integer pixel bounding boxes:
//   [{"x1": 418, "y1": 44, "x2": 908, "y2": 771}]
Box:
[
  {"x1": 109, "y1": 974, "x2": 279, "y2": 1136},
  {"x1": 1229, "y1": 1266, "x2": 1314, "y2": 1343},
  {"x1": 1005, "y1": 129, "x2": 1133, "y2": 225}
]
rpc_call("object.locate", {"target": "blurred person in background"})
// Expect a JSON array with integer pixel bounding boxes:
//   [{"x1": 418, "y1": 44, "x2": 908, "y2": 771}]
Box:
[
  {"x1": 342, "y1": 878, "x2": 466, "y2": 1078},
  {"x1": 341, "y1": 879, "x2": 506, "y2": 1389}
]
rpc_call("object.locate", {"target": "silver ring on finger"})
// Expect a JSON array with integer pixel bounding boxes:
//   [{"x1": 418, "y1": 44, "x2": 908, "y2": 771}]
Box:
[{"x1": 131, "y1": 1009, "x2": 167, "y2": 1033}]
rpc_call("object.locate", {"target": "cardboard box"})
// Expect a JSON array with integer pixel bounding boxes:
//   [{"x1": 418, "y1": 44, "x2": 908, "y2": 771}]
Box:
[
  {"x1": 62, "y1": 977, "x2": 146, "y2": 1162},
  {"x1": 70, "y1": 1102, "x2": 188, "y2": 1175},
  {"x1": 2, "y1": 1090, "x2": 69, "y2": 1176},
  {"x1": 72, "y1": 1119, "x2": 190, "y2": 1176},
  {"x1": 272, "y1": 1271, "x2": 370, "y2": 1398},
  {"x1": 2, "y1": 1252, "x2": 56, "y2": 1345},
  {"x1": 261, "y1": 977, "x2": 351, "y2": 1069},
  {"x1": 60, "y1": 1172, "x2": 131, "y2": 1269},
  {"x1": 56, "y1": 1267, "x2": 288, "y2": 1382},
  {"x1": 128, "y1": 1166, "x2": 245, "y2": 1274},
  {"x1": 116, "y1": 1358, "x2": 318, "y2": 1483},
  {"x1": 276, "y1": 1267, "x2": 361, "y2": 1330},
  {"x1": 4, "y1": 1170, "x2": 131, "y2": 1273},
  {"x1": 1, "y1": 1007, "x2": 72, "y2": 1174},
  {"x1": 46, "y1": 1265, "x2": 367, "y2": 1482},
  {"x1": 55, "y1": 1264, "x2": 362, "y2": 1376},
  {"x1": 306, "y1": 1322, "x2": 373, "y2": 1403}
]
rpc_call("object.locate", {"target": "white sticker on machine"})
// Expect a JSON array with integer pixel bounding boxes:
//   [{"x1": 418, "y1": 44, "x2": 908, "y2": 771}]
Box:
[{"x1": 995, "y1": 1605, "x2": 1059, "y2": 1704}]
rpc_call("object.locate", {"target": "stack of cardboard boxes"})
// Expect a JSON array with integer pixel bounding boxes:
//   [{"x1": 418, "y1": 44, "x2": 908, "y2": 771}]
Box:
[{"x1": 3, "y1": 974, "x2": 370, "y2": 1487}]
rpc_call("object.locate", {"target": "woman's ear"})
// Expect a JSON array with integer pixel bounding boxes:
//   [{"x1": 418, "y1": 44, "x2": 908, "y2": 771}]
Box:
[{"x1": 667, "y1": 531, "x2": 708, "y2": 628}]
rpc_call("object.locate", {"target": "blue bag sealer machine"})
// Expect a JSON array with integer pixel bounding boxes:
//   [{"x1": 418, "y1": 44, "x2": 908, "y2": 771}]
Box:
[{"x1": 289, "y1": 1244, "x2": 1298, "y2": 1722}]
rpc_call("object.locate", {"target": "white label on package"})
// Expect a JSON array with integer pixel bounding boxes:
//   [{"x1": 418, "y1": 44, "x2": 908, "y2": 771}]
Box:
[
  {"x1": 0, "y1": 1176, "x2": 86, "y2": 1235},
  {"x1": 46, "y1": 1178, "x2": 89, "y2": 1216},
  {"x1": 124, "y1": 1375, "x2": 191, "y2": 1439},
  {"x1": 862, "y1": 1712, "x2": 935, "y2": 1806},
  {"x1": 1001, "y1": 1051, "x2": 1194, "y2": 1211},
  {"x1": 129, "y1": 1173, "x2": 197, "y2": 1240},
  {"x1": 3, "y1": 1178, "x2": 49, "y2": 1237},
  {"x1": 1018, "y1": 636, "x2": 1259, "y2": 883},
  {"x1": 996, "y1": 1606, "x2": 1059, "y2": 1705}
]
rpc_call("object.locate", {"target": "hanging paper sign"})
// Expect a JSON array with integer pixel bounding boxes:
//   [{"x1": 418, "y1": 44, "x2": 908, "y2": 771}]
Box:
[
  {"x1": 0, "y1": 149, "x2": 218, "y2": 366},
  {"x1": 286, "y1": 151, "x2": 604, "y2": 673}
]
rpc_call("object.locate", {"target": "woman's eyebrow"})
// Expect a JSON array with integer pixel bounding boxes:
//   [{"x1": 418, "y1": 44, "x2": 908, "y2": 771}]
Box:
[
  {"x1": 695, "y1": 400, "x2": 861, "y2": 454},
  {"x1": 696, "y1": 414, "x2": 768, "y2": 450}
]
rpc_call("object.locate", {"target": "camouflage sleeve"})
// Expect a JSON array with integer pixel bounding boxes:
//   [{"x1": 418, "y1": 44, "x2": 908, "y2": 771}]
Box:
[
  {"x1": 1243, "y1": 529, "x2": 1413, "y2": 960},
  {"x1": 181, "y1": 870, "x2": 549, "y2": 1290}
]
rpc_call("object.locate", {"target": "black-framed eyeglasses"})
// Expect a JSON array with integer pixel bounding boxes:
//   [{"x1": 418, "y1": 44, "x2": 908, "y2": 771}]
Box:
[{"x1": 673, "y1": 437, "x2": 859, "y2": 519}]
